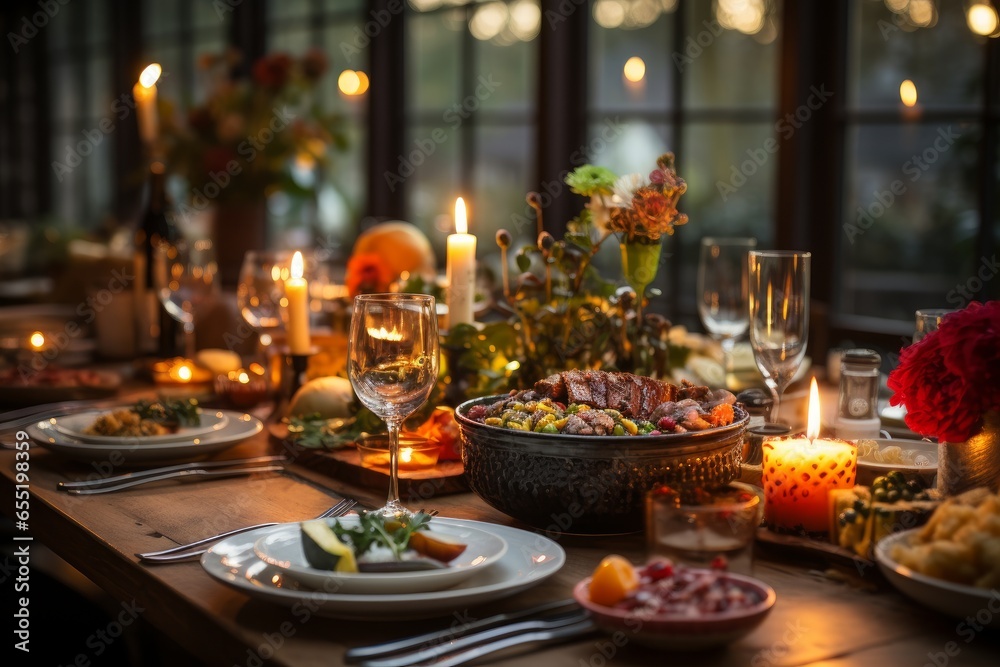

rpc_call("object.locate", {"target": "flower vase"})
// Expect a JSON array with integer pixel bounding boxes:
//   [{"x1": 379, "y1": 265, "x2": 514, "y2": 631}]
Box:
[
  {"x1": 619, "y1": 238, "x2": 662, "y2": 316},
  {"x1": 937, "y1": 411, "x2": 1000, "y2": 496}
]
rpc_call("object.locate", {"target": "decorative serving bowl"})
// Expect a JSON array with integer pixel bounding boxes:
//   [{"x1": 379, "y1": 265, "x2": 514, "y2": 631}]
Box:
[{"x1": 455, "y1": 396, "x2": 749, "y2": 534}]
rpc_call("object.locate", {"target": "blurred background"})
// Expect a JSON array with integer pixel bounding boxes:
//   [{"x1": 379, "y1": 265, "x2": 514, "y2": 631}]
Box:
[{"x1": 0, "y1": 0, "x2": 997, "y2": 354}]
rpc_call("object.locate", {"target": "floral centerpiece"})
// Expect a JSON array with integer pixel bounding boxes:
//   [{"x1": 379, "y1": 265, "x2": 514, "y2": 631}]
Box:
[
  {"x1": 887, "y1": 300, "x2": 1000, "y2": 494},
  {"x1": 160, "y1": 49, "x2": 345, "y2": 204},
  {"x1": 445, "y1": 153, "x2": 690, "y2": 398}
]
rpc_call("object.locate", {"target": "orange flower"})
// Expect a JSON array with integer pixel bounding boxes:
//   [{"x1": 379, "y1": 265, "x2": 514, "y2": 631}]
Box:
[{"x1": 345, "y1": 253, "x2": 394, "y2": 297}]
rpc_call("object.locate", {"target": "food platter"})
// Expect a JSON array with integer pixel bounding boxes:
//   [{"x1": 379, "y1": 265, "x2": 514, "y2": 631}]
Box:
[{"x1": 49, "y1": 409, "x2": 229, "y2": 444}]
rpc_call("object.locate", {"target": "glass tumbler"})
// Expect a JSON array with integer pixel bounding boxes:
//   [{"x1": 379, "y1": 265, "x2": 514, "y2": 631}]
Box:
[{"x1": 646, "y1": 483, "x2": 764, "y2": 575}]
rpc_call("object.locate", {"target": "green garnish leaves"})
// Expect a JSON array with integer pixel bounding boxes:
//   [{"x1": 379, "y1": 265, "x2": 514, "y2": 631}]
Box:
[
  {"x1": 133, "y1": 398, "x2": 201, "y2": 427},
  {"x1": 329, "y1": 511, "x2": 433, "y2": 561}
]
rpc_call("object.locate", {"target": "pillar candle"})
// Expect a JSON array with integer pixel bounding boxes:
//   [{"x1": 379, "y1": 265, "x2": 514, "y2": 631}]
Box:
[
  {"x1": 761, "y1": 378, "x2": 857, "y2": 535},
  {"x1": 285, "y1": 251, "x2": 311, "y2": 355},
  {"x1": 133, "y1": 63, "x2": 161, "y2": 146},
  {"x1": 446, "y1": 197, "x2": 476, "y2": 328}
]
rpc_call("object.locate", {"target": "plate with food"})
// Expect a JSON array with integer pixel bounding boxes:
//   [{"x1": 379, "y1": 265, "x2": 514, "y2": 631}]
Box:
[
  {"x1": 201, "y1": 518, "x2": 565, "y2": 620},
  {"x1": 874, "y1": 488, "x2": 1000, "y2": 625},
  {"x1": 855, "y1": 438, "x2": 937, "y2": 486},
  {"x1": 253, "y1": 511, "x2": 507, "y2": 594},
  {"x1": 28, "y1": 405, "x2": 263, "y2": 465},
  {"x1": 0, "y1": 366, "x2": 121, "y2": 407},
  {"x1": 49, "y1": 400, "x2": 228, "y2": 444},
  {"x1": 573, "y1": 555, "x2": 775, "y2": 650}
]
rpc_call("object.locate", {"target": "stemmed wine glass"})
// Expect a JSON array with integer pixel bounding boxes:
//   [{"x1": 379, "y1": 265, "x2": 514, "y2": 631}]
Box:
[
  {"x1": 238, "y1": 251, "x2": 292, "y2": 356},
  {"x1": 697, "y1": 237, "x2": 756, "y2": 379},
  {"x1": 747, "y1": 250, "x2": 811, "y2": 423},
  {"x1": 348, "y1": 294, "x2": 439, "y2": 517},
  {"x1": 154, "y1": 239, "x2": 219, "y2": 359}
]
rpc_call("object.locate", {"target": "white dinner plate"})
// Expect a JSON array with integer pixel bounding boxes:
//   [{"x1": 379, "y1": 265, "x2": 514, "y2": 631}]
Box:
[
  {"x1": 202, "y1": 518, "x2": 565, "y2": 620},
  {"x1": 253, "y1": 518, "x2": 508, "y2": 594},
  {"x1": 28, "y1": 410, "x2": 263, "y2": 465},
  {"x1": 49, "y1": 408, "x2": 228, "y2": 444},
  {"x1": 875, "y1": 529, "x2": 999, "y2": 626}
]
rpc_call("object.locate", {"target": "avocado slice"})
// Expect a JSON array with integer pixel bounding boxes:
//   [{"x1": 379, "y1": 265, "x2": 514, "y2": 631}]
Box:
[{"x1": 300, "y1": 520, "x2": 358, "y2": 572}]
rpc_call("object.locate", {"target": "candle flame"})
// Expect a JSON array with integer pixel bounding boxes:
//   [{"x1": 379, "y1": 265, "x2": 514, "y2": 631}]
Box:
[
  {"x1": 900, "y1": 79, "x2": 918, "y2": 108},
  {"x1": 139, "y1": 63, "x2": 162, "y2": 88},
  {"x1": 177, "y1": 365, "x2": 193, "y2": 382},
  {"x1": 807, "y1": 377, "x2": 820, "y2": 441},
  {"x1": 29, "y1": 332, "x2": 45, "y2": 349},
  {"x1": 455, "y1": 197, "x2": 468, "y2": 234},
  {"x1": 290, "y1": 251, "x2": 304, "y2": 280},
  {"x1": 400, "y1": 447, "x2": 413, "y2": 464},
  {"x1": 367, "y1": 326, "x2": 403, "y2": 341}
]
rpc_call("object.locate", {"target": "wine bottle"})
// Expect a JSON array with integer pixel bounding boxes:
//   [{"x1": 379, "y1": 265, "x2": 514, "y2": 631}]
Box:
[{"x1": 135, "y1": 161, "x2": 178, "y2": 356}]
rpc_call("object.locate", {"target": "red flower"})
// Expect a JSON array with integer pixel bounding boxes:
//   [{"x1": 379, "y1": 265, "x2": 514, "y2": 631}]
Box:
[
  {"x1": 887, "y1": 301, "x2": 1000, "y2": 442},
  {"x1": 202, "y1": 146, "x2": 237, "y2": 174},
  {"x1": 252, "y1": 53, "x2": 293, "y2": 89},
  {"x1": 301, "y1": 48, "x2": 328, "y2": 81},
  {"x1": 346, "y1": 253, "x2": 394, "y2": 297}
]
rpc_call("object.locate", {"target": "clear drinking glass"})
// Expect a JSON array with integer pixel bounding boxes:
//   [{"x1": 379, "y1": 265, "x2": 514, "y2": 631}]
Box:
[
  {"x1": 697, "y1": 237, "x2": 756, "y2": 375},
  {"x1": 646, "y1": 483, "x2": 764, "y2": 575},
  {"x1": 913, "y1": 308, "x2": 954, "y2": 343},
  {"x1": 348, "y1": 294, "x2": 439, "y2": 517},
  {"x1": 154, "y1": 239, "x2": 219, "y2": 359},
  {"x1": 238, "y1": 251, "x2": 292, "y2": 353},
  {"x1": 747, "y1": 250, "x2": 811, "y2": 423}
]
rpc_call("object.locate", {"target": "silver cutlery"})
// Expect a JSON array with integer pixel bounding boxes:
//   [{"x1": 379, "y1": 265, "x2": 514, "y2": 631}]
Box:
[
  {"x1": 61, "y1": 464, "x2": 286, "y2": 495},
  {"x1": 410, "y1": 619, "x2": 597, "y2": 667},
  {"x1": 57, "y1": 455, "x2": 288, "y2": 490},
  {"x1": 355, "y1": 610, "x2": 593, "y2": 667},
  {"x1": 344, "y1": 599, "x2": 580, "y2": 663},
  {"x1": 137, "y1": 497, "x2": 357, "y2": 563}
]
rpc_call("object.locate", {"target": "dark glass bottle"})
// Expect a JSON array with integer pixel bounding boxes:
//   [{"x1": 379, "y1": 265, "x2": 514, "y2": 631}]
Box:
[{"x1": 135, "y1": 161, "x2": 178, "y2": 356}]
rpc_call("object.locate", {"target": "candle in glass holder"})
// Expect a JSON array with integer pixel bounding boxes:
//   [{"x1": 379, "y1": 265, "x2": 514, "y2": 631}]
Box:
[
  {"x1": 761, "y1": 378, "x2": 857, "y2": 535},
  {"x1": 446, "y1": 197, "x2": 476, "y2": 328}
]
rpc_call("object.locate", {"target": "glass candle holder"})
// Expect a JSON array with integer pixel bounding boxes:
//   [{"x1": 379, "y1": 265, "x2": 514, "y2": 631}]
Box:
[
  {"x1": 356, "y1": 435, "x2": 440, "y2": 472},
  {"x1": 646, "y1": 482, "x2": 764, "y2": 575}
]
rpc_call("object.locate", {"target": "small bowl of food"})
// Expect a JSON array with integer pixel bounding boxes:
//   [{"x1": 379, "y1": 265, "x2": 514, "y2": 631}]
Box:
[
  {"x1": 856, "y1": 438, "x2": 938, "y2": 487},
  {"x1": 573, "y1": 556, "x2": 776, "y2": 651}
]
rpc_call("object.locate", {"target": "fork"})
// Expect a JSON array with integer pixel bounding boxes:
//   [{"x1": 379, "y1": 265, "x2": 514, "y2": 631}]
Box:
[{"x1": 136, "y1": 497, "x2": 357, "y2": 563}]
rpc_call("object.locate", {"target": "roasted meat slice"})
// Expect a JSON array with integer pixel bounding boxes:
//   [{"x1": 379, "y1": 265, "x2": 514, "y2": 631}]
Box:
[
  {"x1": 563, "y1": 369, "x2": 593, "y2": 405},
  {"x1": 586, "y1": 370, "x2": 608, "y2": 408},
  {"x1": 534, "y1": 374, "x2": 566, "y2": 401}
]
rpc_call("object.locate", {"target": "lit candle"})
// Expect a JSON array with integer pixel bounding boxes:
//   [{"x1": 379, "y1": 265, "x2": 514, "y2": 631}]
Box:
[
  {"x1": 29, "y1": 331, "x2": 45, "y2": 351},
  {"x1": 133, "y1": 63, "x2": 161, "y2": 146},
  {"x1": 446, "y1": 197, "x2": 477, "y2": 328},
  {"x1": 285, "y1": 251, "x2": 311, "y2": 355},
  {"x1": 761, "y1": 378, "x2": 857, "y2": 535}
]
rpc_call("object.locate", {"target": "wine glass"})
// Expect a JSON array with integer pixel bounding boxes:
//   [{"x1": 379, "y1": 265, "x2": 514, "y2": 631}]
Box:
[
  {"x1": 154, "y1": 239, "x2": 219, "y2": 359},
  {"x1": 238, "y1": 251, "x2": 292, "y2": 355},
  {"x1": 697, "y1": 237, "x2": 756, "y2": 378},
  {"x1": 747, "y1": 251, "x2": 811, "y2": 423},
  {"x1": 348, "y1": 294, "x2": 439, "y2": 517}
]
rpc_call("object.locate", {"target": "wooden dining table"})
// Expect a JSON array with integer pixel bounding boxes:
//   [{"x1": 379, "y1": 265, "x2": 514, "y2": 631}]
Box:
[{"x1": 2, "y1": 394, "x2": 999, "y2": 667}]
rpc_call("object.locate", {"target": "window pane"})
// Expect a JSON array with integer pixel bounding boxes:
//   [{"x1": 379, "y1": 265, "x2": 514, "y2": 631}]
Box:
[
  {"x1": 473, "y1": 125, "x2": 533, "y2": 248},
  {"x1": 839, "y1": 123, "x2": 981, "y2": 321},
  {"x1": 473, "y1": 29, "x2": 535, "y2": 113},
  {"x1": 88, "y1": 55, "x2": 112, "y2": 120},
  {"x1": 408, "y1": 8, "x2": 463, "y2": 113},
  {"x1": 143, "y1": 0, "x2": 180, "y2": 36},
  {"x1": 271, "y1": 26, "x2": 315, "y2": 55},
  {"x1": 683, "y1": 0, "x2": 780, "y2": 110},
  {"x1": 405, "y1": 124, "x2": 462, "y2": 262},
  {"x1": 849, "y1": 0, "x2": 982, "y2": 110},
  {"x1": 51, "y1": 61, "x2": 83, "y2": 124},
  {"x1": 589, "y1": 2, "x2": 674, "y2": 112},
  {"x1": 268, "y1": 0, "x2": 315, "y2": 21}
]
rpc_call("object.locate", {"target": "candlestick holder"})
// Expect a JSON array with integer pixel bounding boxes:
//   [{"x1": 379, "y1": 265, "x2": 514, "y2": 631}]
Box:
[{"x1": 281, "y1": 346, "x2": 319, "y2": 404}]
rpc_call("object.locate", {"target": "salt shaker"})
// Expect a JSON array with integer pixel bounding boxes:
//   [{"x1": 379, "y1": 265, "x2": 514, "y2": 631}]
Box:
[{"x1": 834, "y1": 349, "x2": 881, "y2": 441}]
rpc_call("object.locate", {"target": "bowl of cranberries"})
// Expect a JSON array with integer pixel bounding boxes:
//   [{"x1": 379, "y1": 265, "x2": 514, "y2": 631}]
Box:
[{"x1": 573, "y1": 556, "x2": 776, "y2": 650}]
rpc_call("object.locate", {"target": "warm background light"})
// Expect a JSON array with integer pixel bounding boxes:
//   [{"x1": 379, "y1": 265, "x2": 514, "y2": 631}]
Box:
[
  {"x1": 338, "y1": 69, "x2": 361, "y2": 95},
  {"x1": 899, "y1": 79, "x2": 918, "y2": 107},
  {"x1": 623, "y1": 56, "x2": 646, "y2": 83},
  {"x1": 29, "y1": 332, "x2": 45, "y2": 348},
  {"x1": 139, "y1": 63, "x2": 161, "y2": 88},
  {"x1": 968, "y1": 2, "x2": 999, "y2": 35}
]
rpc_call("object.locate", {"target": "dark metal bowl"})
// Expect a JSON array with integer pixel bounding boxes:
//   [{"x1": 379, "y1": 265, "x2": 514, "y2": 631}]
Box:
[{"x1": 455, "y1": 396, "x2": 750, "y2": 534}]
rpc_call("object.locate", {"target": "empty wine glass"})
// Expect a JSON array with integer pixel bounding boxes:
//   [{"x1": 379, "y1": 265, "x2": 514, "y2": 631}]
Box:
[
  {"x1": 747, "y1": 251, "x2": 811, "y2": 423},
  {"x1": 238, "y1": 251, "x2": 292, "y2": 354},
  {"x1": 154, "y1": 239, "x2": 219, "y2": 359},
  {"x1": 697, "y1": 237, "x2": 756, "y2": 378},
  {"x1": 348, "y1": 294, "x2": 439, "y2": 517}
]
